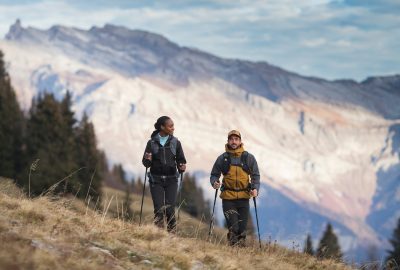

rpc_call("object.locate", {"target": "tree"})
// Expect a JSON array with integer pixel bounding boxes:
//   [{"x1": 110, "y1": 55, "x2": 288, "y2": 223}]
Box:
[
  {"x1": 304, "y1": 234, "x2": 314, "y2": 255},
  {"x1": 178, "y1": 173, "x2": 211, "y2": 222},
  {"x1": 386, "y1": 217, "x2": 400, "y2": 268},
  {"x1": 60, "y1": 91, "x2": 79, "y2": 194},
  {"x1": 0, "y1": 50, "x2": 6, "y2": 78},
  {"x1": 316, "y1": 223, "x2": 342, "y2": 260},
  {"x1": 23, "y1": 93, "x2": 107, "y2": 198},
  {"x1": 123, "y1": 180, "x2": 134, "y2": 221},
  {"x1": 75, "y1": 113, "x2": 103, "y2": 199},
  {"x1": 24, "y1": 93, "x2": 69, "y2": 195},
  {"x1": 362, "y1": 245, "x2": 379, "y2": 270},
  {"x1": 0, "y1": 50, "x2": 24, "y2": 180},
  {"x1": 134, "y1": 176, "x2": 150, "y2": 196}
]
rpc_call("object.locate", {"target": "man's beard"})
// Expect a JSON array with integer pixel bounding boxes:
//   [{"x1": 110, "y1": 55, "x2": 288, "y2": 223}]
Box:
[{"x1": 229, "y1": 144, "x2": 238, "y2": 149}]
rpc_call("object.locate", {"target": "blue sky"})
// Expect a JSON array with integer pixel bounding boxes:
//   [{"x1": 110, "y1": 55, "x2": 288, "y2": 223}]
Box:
[{"x1": 0, "y1": 0, "x2": 399, "y2": 81}]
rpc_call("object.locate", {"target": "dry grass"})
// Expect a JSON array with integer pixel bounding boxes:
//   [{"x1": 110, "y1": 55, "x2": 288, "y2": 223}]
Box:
[{"x1": 0, "y1": 179, "x2": 353, "y2": 270}]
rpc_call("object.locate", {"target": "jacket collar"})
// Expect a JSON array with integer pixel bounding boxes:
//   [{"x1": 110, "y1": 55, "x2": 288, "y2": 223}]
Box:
[
  {"x1": 152, "y1": 133, "x2": 173, "y2": 143},
  {"x1": 225, "y1": 143, "x2": 245, "y2": 157}
]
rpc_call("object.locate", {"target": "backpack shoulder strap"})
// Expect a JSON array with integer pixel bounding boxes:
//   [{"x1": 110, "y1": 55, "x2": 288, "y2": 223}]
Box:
[
  {"x1": 221, "y1": 152, "x2": 231, "y2": 175},
  {"x1": 240, "y1": 151, "x2": 251, "y2": 174},
  {"x1": 169, "y1": 137, "x2": 178, "y2": 156},
  {"x1": 150, "y1": 139, "x2": 159, "y2": 155}
]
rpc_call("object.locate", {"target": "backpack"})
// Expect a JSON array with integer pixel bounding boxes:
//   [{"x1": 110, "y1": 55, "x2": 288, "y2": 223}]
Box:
[
  {"x1": 221, "y1": 151, "x2": 251, "y2": 175},
  {"x1": 150, "y1": 137, "x2": 178, "y2": 157}
]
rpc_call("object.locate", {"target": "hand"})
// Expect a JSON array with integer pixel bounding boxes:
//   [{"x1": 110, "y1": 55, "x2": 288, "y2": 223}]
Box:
[
  {"x1": 144, "y1": 152, "x2": 152, "y2": 161},
  {"x1": 250, "y1": 189, "x2": 258, "y2": 197},
  {"x1": 213, "y1": 181, "x2": 221, "y2": 189},
  {"x1": 178, "y1": 163, "x2": 186, "y2": 172}
]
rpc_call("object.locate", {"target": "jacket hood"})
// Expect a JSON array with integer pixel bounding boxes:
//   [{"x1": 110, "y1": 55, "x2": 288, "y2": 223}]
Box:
[{"x1": 225, "y1": 143, "x2": 245, "y2": 157}]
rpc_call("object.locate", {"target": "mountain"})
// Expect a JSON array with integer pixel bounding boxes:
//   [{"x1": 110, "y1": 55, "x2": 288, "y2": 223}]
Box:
[
  {"x1": 1, "y1": 20, "x2": 399, "y2": 262},
  {"x1": 0, "y1": 178, "x2": 351, "y2": 269}
]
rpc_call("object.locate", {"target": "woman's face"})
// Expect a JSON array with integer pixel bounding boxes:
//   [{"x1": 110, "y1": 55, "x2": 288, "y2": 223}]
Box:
[{"x1": 161, "y1": 119, "x2": 174, "y2": 135}]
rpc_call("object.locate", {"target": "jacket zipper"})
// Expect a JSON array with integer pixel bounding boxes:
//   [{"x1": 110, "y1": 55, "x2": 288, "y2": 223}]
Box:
[
  {"x1": 236, "y1": 165, "x2": 238, "y2": 199},
  {"x1": 163, "y1": 146, "x2": 166, "y2": 165}
]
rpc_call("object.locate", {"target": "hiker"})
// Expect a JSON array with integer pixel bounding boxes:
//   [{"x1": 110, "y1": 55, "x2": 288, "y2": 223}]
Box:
[
  {"x1": 210, "y1": 130, "x2": 260, "y2": 246},
  {"x1": 142, "y1": 116, "x2": 186, "y2": 232}
]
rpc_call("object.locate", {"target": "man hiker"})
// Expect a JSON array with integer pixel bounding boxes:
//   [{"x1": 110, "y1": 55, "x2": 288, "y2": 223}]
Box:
[
  {"x1": 142, "y1": 116, "x2": 186, "y2": 233},
  {"x1": 210, "y1": 130, "x2": 260, "y2": 246}
]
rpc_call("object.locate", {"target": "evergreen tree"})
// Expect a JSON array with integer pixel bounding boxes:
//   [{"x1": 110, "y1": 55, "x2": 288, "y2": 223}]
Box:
[
  {"x1": 386, "y1": 217, "x2": 400, "y2": 267},
  {"x1": 60, "y1": 91, "x2": 79, "y2": 194},
  {"x1": 316, "y1": 223, "x2": 342, "y2": 260},
  {"x1": 0, "y1": 50, "x2": 24, "y2": 180},
  {"x1": 134, "y1": 176, "x2": 150, "y2": 196},
  {"x1": 112, "y1": 164, "x2": 128, "y2": 185},
  {"x1": 134, "y1": 177, "x2": 144, "y2": 195},
  {"x1": 0, "y1": 50, "x2": 6, "y2": 78},
  {"x1": 75, "y1": 113, "x2": 103, "y2": 199},
  {"x1": 24, "y1": 93, "x2": 78, "y2": 196},
  {"x1": 123, "y1": 180, "x2": 134, "y2": 220},
  {"x1": 179, "y1": 173, "x2": 211, "y2": 222},
  {"x1": 24, "y1": 93, "x2": 63, "y2": 195},
  {"x1": 304, "y1": 234, "x2": 314, "y2": 255}
]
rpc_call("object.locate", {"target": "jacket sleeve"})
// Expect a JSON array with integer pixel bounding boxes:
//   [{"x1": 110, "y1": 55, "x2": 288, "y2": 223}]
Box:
[
  {"x1": 248, "y1": 153, "x2": 260, "y2": 191},
  {"x1": 210, "y1": 155, "x2": 223, "y2": 187},
  {"x1": 175, "y1": 140, "x2": 187, "y2": 169},
  {"x1": 142, "y1": 140, "x2": 152, "y2": 168}
]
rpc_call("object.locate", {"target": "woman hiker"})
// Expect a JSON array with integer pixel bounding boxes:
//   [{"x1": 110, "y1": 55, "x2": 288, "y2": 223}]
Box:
[{"x1": 142, "y1": 116, "x2": 186, "y2": 232}]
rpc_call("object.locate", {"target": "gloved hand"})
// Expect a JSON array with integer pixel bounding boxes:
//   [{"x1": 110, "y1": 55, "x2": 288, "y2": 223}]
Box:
[
  {"x1": 143, "y1": 159, "x2": 152, "y2": 168},
  {"x1": 143, "y1": 152, "x2": 152, "y2": 168},
  {"x1": 178, "y1": 163, "x2": 186, "y2": 173}
]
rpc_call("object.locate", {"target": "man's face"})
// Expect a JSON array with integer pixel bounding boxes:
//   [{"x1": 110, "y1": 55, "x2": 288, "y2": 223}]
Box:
[
  {"x1": 228, "y1": 135, "x2": 241, "y2": 149},
  {"x1": 161, "y1": 119, "x2": 175, "y2": 135}
]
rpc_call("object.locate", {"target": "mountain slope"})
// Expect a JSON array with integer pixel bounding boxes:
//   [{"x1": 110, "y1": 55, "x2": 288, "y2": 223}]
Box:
[
  {"x1": 0, "y1": 179, "x2": 351, "y2": 270},
  {"x1": 1, "y1": 20, "x2": 399, "y2": 261}
]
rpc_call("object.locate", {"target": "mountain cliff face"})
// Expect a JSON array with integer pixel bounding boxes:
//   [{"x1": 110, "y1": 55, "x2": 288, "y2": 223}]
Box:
[{"x1": 1, "y1": 20, "x2": 399, "y2": 261}]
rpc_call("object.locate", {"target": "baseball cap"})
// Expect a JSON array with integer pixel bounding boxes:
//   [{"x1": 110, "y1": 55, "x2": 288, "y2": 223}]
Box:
[{"x1": 228, "y1": 130, "x2": 241, "y2": 139}]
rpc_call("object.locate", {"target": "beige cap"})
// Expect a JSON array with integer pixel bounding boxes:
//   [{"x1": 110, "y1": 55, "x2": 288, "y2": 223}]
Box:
[{"x1": 228, "y1": 130, "x2": 241, "y2": 139}]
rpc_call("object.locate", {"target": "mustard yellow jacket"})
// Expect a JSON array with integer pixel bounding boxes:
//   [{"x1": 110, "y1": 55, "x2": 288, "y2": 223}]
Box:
[{"x1": 210, "y1": 144, "x2": 260, "y2": 200}]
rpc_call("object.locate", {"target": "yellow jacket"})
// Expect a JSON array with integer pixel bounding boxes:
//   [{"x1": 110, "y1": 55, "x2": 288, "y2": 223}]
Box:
[{"x1": 221, "y1": 144, "x2": 251, "y2": 199}]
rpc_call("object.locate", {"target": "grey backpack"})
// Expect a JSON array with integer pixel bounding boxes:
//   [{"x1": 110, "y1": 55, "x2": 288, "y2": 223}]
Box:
[{"x1": 150, "y1": 137, "x2": 178, "y2": 156}]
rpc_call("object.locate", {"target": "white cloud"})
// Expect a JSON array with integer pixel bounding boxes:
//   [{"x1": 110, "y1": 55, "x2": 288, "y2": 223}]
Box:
[
  {"x1": 0, "y1": 0, "x2": 399, "y2": 80},
  {"x1": 335, "y1": 40, "x2": 352, "y2": 48},
  {"x1": 301, "y1": 38, "x2": 327, "y2": 48}
]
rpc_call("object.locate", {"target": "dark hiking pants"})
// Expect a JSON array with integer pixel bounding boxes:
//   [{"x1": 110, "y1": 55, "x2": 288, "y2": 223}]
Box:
[
  {"x1": 222, "y1": 199, "x2": 249, "y2": 246},
  {"x1": 149, "y1": 175, "x2": 178, "y2": 232}
]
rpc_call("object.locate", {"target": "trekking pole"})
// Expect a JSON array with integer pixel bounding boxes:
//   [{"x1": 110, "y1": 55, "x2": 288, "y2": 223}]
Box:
[
  {"x1": 253, "y1": 196, "x2": 262, "y2": 249},
  {"x1": 177, "y1": 172, "x2": 184, "y2": 221},
  {"x1": 208, "y1": 187, "x2": 219, "y2": 239},
  {"x1": 139, "y1": 167, "x2": 148, "y2": 226}
]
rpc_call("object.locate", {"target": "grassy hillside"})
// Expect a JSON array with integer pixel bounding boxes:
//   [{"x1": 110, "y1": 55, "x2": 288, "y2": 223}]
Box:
[
  {"x1": 100, "y1": 186, "x2": 228, "y2": 242},
  {"x1": 0, "y1": 178, "x2": 352, "y2": 269}
]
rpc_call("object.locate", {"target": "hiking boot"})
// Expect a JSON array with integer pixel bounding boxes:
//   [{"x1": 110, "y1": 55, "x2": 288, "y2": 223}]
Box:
[
  {"x1": 237, "y1": 234, "x2": 246, "y2": 248},
  {"x1": 154, "y1": 216, "x2": 164, "y2": 229},
  {"x1": 227, "y1": 231, "x2": 239, "y2": 246},
  {"x1": 167, "y1": 223, "x2": 177, "y2": 234}
]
